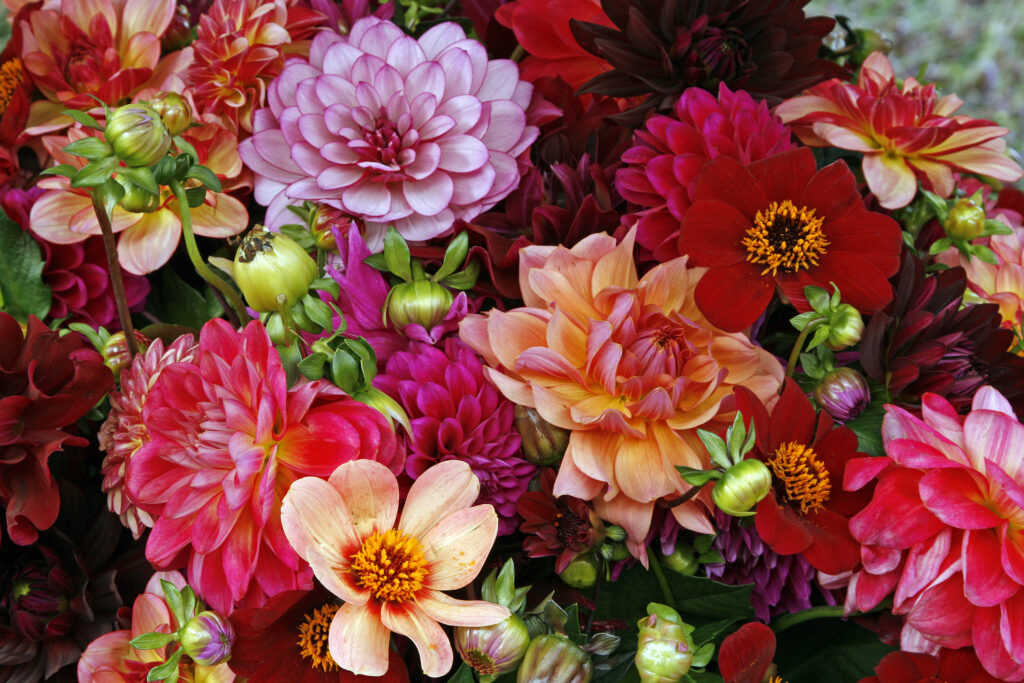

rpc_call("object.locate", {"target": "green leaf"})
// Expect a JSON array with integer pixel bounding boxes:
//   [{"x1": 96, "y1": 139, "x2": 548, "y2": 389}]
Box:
[
  {"x1": 148, "y1": 269, "x2": 224, "y2": 329},
  {"x1": 691, "y1": 618, "x2": 740, "y2": 649},
  {"x1": 927, "y1": 237, "x2": 954, "y2": 255},
  {"x1": 68, "y1": 322, "x2": 110, "y2": 350},
  {"x1": 445, "y1": 663, "x2": 475, "y2": 683},
  {"x1": 71, "y1": 156, "x2": 117, "y2": 188},
  {"x1": 310, "y1": 277, "x2": 340, "y2": 300},
  {"x1": 297, "y1": 352, "x2": 329, "y2": 381},
  {"x1": 62, "y1": 109, "x2": 104, "y2": 130},
  {"x1": 725, "y1": 413, "x2": 746, "y2": 462},
  {"x1": 920, "y1": 190, "x2": 949, "y2": 223},
  {"x1": 845, "y1": 398, "x2": 886, "y2": 457},
  {"x1": 331, "y1": 350, "x2": 361, "y2": 392},
  {"x1": 383, "y1": 227, "x2": 412, "y2": 281},
  {"x1": 433, "y1": 231, "x2": 469, "y2": 281},
  {"x1": 983, "y1": 218, "x2": 1013, "y2": 236},
  {"x1": 39, "y1": 164, "x2": 78, "y2": 179},
  {"x1": 772, "y1": 617, "x2": 894, "y2": 683},
  {"x1": 803, "y1": 285, "x2": 831, "y2": 315},
  {"x1": 805, "y1": 325, "x2": 830, "y2": 351},
  {"x1": 362, "y1": 252, "x2": 389, "y2": 271},
  {"x1": 441, "y1": 260, "x2": 480, "y2": 290},
  {"x1": 302, "y1": 295, "x2": 334, "y2": 331},
  {"x1": 172, "y1": 136, "x2": 199, "y2": 161},
  {"x1": 129, "y1": 631, "x2": 179, "y2": 650},
  {"x1": 696, "y1": 429, "x2": 730, "y2": 470},
  {"x1": 281, "y1": 224, "x2": 316, "y2": 251},
  {"x1": 63, "y1": 137, "x2": 113, "y2": 160},
  {"x1": 101, "y1": 178, "x2": 125, "y2": 219},
  {"x1": 799, "y1": 351, "x2": 824, "y2": 379},
  {"x1": 180, "y1": 587, "x2": 196, "y2": 622},
  {"x1": 789, "y1": 311, "x2": 820, "y2": 332},
  {"x1": 970, "y1": 244, "x2": 999, "y2": 265},
  {"x1": 0, "y1": 210, "x2": 51, "y2": 321},
  {"x1": 184, "y1": 164, "x2": 222, "y2": 192},
  {"x1": 675, "y1": 466, "x2": 720, "y2": 487},
  {"x1": 147, "y1": 649, "x2": 184, "y2": 682},
  {"x1": 160, "y1": 580, "x2": 185, "y2": 625},
  {"x1": 564, "y1": 603, "x2": 587, "y2": 645},
  {"x1": 184, "y1": 185, "x2": 206, "y2": 208},
  {"x1": 117, "y1": 166, "x2": 159, "y2": 194}
]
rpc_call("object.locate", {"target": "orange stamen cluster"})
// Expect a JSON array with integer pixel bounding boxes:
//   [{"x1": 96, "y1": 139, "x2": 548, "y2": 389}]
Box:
[
  {"x1": 0, "y1": 59, "x2": 23, "y2": 117},
  {"x1": 742, "y1": 200, "x2": 829, "y2": 276},
  {"x1": 350, "y1": 529, "x2": 428, "y2": 603},
  {"x1": 296, "y1": 603, "x2": 340, "y2": 672},
  {"x1": 766, "y1": 441, "x2": 831, "y2": 515}
]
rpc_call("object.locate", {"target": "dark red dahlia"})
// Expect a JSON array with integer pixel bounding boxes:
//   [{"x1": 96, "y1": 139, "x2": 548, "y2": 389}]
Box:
[
  {"x1": 517, "y1": 468, "x2": 604, "y2": 572},
  {"x1": 859, "y1": 648, "x2": 1003, "y2": 683}
]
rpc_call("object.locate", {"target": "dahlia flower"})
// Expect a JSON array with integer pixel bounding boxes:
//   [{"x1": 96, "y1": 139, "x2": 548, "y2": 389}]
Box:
[
  {"x1": 0, "y1": 314, "x2": 112, "y2": 546},
  {"x1": 125, "y1": 319, "x2": 401, "y2": 613},
  {"x1": 616, "y1": 83, "x2": 795, "y2": 261},
  {"x1": 678, "y1": 147, "x2": 902, "y2": 332},
  {"x1": 98, "y1": 335, "x2": 197, "y2": 539},
  {"x1": 517, "y1": 467, "x2": 604, "y2": 573},
  {"x1": 281, "y1": 459, "x2": 509, "y2": 677},
  {"x1": 239, "y1": 16, "x2": 540, "y2": 247},
  {"x1": 459, "y1": 230, "x2": 784, "y2": 556},
  {"x1": 0, "y1": 13, "x2": 34, "y2": 189},
  {"x1": 717, "y1": 622, "x2": 776, "y2": 683},
  {"x1": 845, "y1": 386, "x2": 1024, "y2": 680},
  {"x1": 859, "y1": 648, "x2": 1002, "y2": 683},
  {"x1": 374, "y1": 338, "x2": 534, "y2": 535},
  {"x1": 776, "y1": 51, "x2": 1024, "y2": 209}
]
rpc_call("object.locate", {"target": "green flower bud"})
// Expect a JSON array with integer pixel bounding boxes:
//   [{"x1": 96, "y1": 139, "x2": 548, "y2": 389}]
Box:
[
  {"x1": 559, "y1": 552, "x2": 600, "y2": 590},
  {"x1": 180, "y1": 611, "x2": 234, "y2": 666},
  {"x1": 385, "y1": 279, "x2": 453, "y2": 330},
  {"x1": 659, "y1": 543, "x2": 698, "y2": 576},
  {"x1": 233, "y1": 226, "x2": 318, "y2": 313},
  {"x1": 102, "y1": 331, "x2": 149, "y2": 377},
  {"x1": 847, "y1": 35, "x2": 893, "y2": 66},
  {"x1": 105, "y1": 104, "x2": 171, "y2": 167},
  {"x1": 814, "y1": 366, "x2": 870, "y2": 423},
  {"x1": 824, "y1": 303, "x2": 864, "y2": 351},
  {"x1": 149, "y1": 92, "x2": 193, "y2": 137},
  {"x1": 517, "y1": 633, "x2": 593, "y2": 683},
  {"x1": 635, "y1": 605, "x2": 694, "y2": 683},
  {"x1": 712, "y1": 459, "x2": 773, "y2": 517},
  {"x1": 116, "y1": 177, "x2": 161, "y2": 213},
  {"x1": 944, "y1": 197, "x2": 987, "y2": 241},
  {"x1": 455, "y1": 614, "x2": 532, "y2": 678},
  {"x1": 515, "y1": 405, "x2": 570, "y2": 466}
]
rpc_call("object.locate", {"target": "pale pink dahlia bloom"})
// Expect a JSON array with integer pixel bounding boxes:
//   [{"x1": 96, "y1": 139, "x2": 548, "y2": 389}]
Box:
[
  {"x1": 125, "y1": 319, "x2": 402, "y2": 614},
  {"x1": 99, "y1": 335, "x2": 197, "y2": 540},
  {"x1": 239, "y1": 16, "x2": 539, "y2": 247}
]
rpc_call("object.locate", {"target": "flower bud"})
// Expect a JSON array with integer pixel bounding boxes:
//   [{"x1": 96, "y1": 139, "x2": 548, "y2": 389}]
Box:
[
  {"x1": 105, "y1": 105, "x2": 171, "y2": 167},
  {"x1": 944, "y1": 197, "x2": 986, "y2": 241},
  {"x1": 517, "y1": 633, "x2": 593, "y2": 683},
  {"x1": 180, "y1": 611, "x2": 234, "y2": 666},
  {"x1": 116, "y1": 177, "x2": 161, "y2": 213},
  {"x1": 515, "y1": 405, "x2": 570, "y2": 466},
  {"x1": 102, "y1": 331, "x2": 150, "y2": 377},
  {"x1": 635, "y1": 605, "x2": 693, "y2": 683},
  {"x1": 814, "y1": 366, "x2": 870, "y2": 423},
  {"x1": 847, "y1": 36, "x2": 892, "y2": 67},
  {"x1": 149, "y1": 92, "x2": 193, "y2": 137},
  {"x1": 659, "y1": 543, "x2": 698, "y2": 576},
  {"x1": 712, "y1": 459, "x2": 773, "y2": 517},
  {"x1": 385, "y1": 279, "x2": 453, "y2": 330},
  {"x1": 161, "y1": 3, "x2": 193, "y2": 51},
  {"x1": 559, "y1": 552, "x2": 599, "y2": 590},
  {"x1": 824, "y1": 303, "x2": 864, "y2": 351},
  {"x1": 455, "y1": 614, "x2": 532, "y2": 678},
  {"x1": 233, "y1": 226, "x2": 318, "y2": 313}
]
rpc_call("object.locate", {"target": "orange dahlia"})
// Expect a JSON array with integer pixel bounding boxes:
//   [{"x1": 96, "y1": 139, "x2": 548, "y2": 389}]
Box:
[{"x1": 459, "y1": 230, "x2": 783, "y2": 556}]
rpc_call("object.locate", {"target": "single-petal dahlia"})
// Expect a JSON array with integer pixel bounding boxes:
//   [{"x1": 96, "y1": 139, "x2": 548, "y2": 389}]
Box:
[
  {"x1": 459, "y1": 229, "x2": 783, "y2": 556},
  {"x1": 678, "y1": 147, "x2": 902, "y2": 332},
  {"x1": 374, "y1": 338, "x2": 534, "y2": 535},
  {"x1": 569, "y1": 0, "x2": 846, "y2": 125},
  {"x1": 0, "y1": 314, "x2": 112, "y2": 546},
  {"x1": 776, "y1": 52, "x2": 1024, "y2": 209},
  {"x1": 239, "y1": 16, "x2": 540, "y2": 247},
  {"x1": 281, "y1": 459, "x2": 510, "y2": 678},
  {"x1": 859, "y1": 647, "x2": 1003, "y2": 683},
  {"x1": 98, "y1": 334, "x2": 197, "y2": 540},
  {"x1": 616, "y1": 83, "x2": 795, "y2": 261},
  {"x1": 733, "y1": 379, "x2": 873, "y2": 574},
  {"x1": 844, "y1": 387, "x2": 1024, "y2": 681},
  {"x1": 125, "y1": 319, "x2": 402, "y2": 614},
  {"x1": 517, "y1": 467, "x2": 604, "y2": 573}
]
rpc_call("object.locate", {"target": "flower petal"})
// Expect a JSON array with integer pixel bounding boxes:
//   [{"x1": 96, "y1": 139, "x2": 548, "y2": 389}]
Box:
[
  {"x1": 329, "y1": 601, "x2": 391, "y2": 677},
  {"x1": 327, "y1": 459, "x2": 400, "y2": 543},
  {"x1": 399, "y1": 460, "x2": 480, "y2": 539},
  {"x1": 421, "y1": 505, "x2": 497, "y2": 590},
  {"x1": 381, "y1": 602, "x2": 452, "y2": 678}
]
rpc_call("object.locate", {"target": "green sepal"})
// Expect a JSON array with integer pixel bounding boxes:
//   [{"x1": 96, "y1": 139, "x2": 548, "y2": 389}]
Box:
[
  {"x1": 675, "y1": 466, "x2": 721, "y2": 487},
  {"x1": 129, "y1": 631, "x2": 179, "y2": 651},
  {"x1": 63, "y1": 136, "x2": 113, "y2": 160},
  {"x1": 184, "y1": 186, "x2": 206, "y2": 208},
  {"x1": 160, "y1": 580, "x2": 186, "y2": 626},
  {"x1": 383, "y1": 226, "x2": 413, "y2": 282},
  {"x1": 983, "y1": 218, "x2": 1013, "y2": 236},
  {"x1": 302, "y1": 294, "x2": 334, "y2": 331},
  {"x1": 39, "y1": 164, "x2": 78, "y2": 179},
  {"x1": 71, "y1": 157, "x2": 118, "y2": 188},
  {"x1": 61, "y1": 109, "x2": 104, "y2": 130},
  {"x1": 804, "y1": 285, "x2": 831, "y2": 315},
  {"x1": 696, "y1": 429, "x2": 730, "y2": 470},
  {"x1": 310, "y1": 277, "x2": 340, "y2": 300},
  {"x1": 184, "y1": 164, "x2": 222, "y2": 193},
  {"x1": 928, "y1": 237, "x2": 954, "y2": 255},
  {"x1": 117, "y1": 166, "x2": 160, "y2": 194},
  {"x1": 433, "y1": 231, "x2": 469, "y2": 282},
  {"x1": 172, "y1": 136, "x2": 199, "y2": 161},
  {"x1": 362, "y1": 252, "x2": 388, "y2": 271},
  {"x1": 971, "y1": 244, "x2": 999, "y2": 265},
  {"x1": 147, "y1": 649, "x2": 183, "y2": 682},
  {"x1": 298, "y1": 351, "x2": 330, "y2": 381},
  {"x1": 440, "y1": 259, "x2": 480, "y2": 290}
]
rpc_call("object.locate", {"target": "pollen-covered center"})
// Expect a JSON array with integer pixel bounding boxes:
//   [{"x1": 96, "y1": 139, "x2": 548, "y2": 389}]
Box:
[
  {"x1": 296, "y1": 603, "x2": 340, "y2": 672},
  {"x1": 766, "y1": 441, "x2": 831, "y2": 515},
  {"x1": 742, "y1": 200, "x2": 829, "y2": 276},
  {"x1": 350, "y1": 528, "x2": 428, "y2": 603},
  {"x1": 0, "y1": 59, "x2": 22, "y2": 117}
]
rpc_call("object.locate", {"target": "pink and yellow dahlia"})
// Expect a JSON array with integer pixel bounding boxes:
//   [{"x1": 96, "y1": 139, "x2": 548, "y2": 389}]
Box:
[
  {"x1": 125, "y1": 319, "x2": 402, "y2": 614},
  {"x1": 281, "y1": 459, "x2": 509, "y2": 677},
  {"x1": 776, "y1": 52, "x2": 1023, "y2": 209},
  {"x1": 459, "y1": 230, "x2": 783, "y2": 556},
  {"x1": 845, "y1": 387, "x2": 1024, "y2": 681}
]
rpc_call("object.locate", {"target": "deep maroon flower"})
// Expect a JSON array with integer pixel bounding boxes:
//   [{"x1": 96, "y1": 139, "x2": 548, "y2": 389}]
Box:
[
  {"x1": 569, "y1": 0, "x2": 846, "y2": 125},
  {"x1": 616, "y1": 83, "x2": 795, "y2": 261},
  {"x1": 516, "y1": 468, "x2": 604, "y2": 572},
  {"x1": 859, "y1": 648, "x2": 1004, "y2": 683},
  {"x1": 0, "y1": 314, "x2": 112, "y2": 546},
  {"x1": 374, "y1": 338, "x2": 534, "y2": 535}
]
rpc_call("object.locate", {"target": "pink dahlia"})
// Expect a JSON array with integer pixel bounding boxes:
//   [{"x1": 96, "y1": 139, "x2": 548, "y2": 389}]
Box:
[
  {"x1": 374, "y1": 338, "x2": 535, "y2": 535},
  {"x1": 98, "y1": 334, "x2": 197, "y2": 539},
  {"x1": 239, "y1": 16, "x2": 540, "y2": 247},
  {"x1": 125, "y1": 319, "x2": 402, "y2": 613},
  {"x1": 845, "y1": 387, "x2": 1024, "y2": 681},
  {"x1": 615, "y1": 83, "x2": 795, "y2": 261}
]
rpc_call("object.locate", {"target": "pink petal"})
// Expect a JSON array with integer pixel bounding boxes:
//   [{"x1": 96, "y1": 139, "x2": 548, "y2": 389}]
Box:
[
  {"x1": 418, "y1": 589, "x2": 509, "y2": 627},
  {"x1": 964, "y1": 529, "x2": 1021, "y2": 607},
  {"x1": 116, "y1": 211, "x2": 181, "y2": 275},
  {"x1": 399, "y1": 460, "x2": 479, "y2": 539},
  {"x1": 421, "y1": 505, "x2": 497, "y2": 590},
  {"x1": 381, "y1": 602, "x2": 452, "y2": 678},
  {"x1": 329, "y1": 601, "x2": 391, "y2": 677},
  {"x1": 862, "y1": 153, "x2": 918, "y2": 209},
  {"x1": 327, "y1": 459, "x2": 399, "y2": 543},
  {"x1": 963, "y1": 408, "x2": 1024, "y2": 479},
  {"x1": 905, "y1": 575, "x2": 974, "y2": 646},
  {"x1": 919, "y1": 468, "x2": 1003, "y2": 529}
]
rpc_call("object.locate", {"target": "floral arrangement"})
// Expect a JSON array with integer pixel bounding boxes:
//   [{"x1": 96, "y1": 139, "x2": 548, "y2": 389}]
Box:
[{"x1": 2, "y1": 0, "x2": 1024, "y2": 681}]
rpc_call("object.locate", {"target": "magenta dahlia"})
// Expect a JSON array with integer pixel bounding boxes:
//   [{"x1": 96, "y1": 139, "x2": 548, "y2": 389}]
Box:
[
  {"x1": 125, "y1": 319, "x2": 402, "y2": 613},
  {"x1": 615, "y1": 83, "x2": 795, "y2": 261},
  {"x1": 239, "y1": 16, "x2": 540, "y2": 248},
  {"x1": 374, "y1": 338, "x2": 535, "y2": 535}
]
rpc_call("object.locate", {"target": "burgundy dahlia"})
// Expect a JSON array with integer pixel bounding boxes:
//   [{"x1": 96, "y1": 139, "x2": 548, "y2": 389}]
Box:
[
  {"x1": 517, "y1": 468, "x2": 604, "y2": 572},
  {"x1": 374, "y1": 338, "x2": 535, "y2": 535}
]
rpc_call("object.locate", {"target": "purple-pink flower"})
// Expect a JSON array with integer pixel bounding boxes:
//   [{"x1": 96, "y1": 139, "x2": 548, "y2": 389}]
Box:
[{"x1": 240, "y1": 16, "x2": 540, "y2": 248}]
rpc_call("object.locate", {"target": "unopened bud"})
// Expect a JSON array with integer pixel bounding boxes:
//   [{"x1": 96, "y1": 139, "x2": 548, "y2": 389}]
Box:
[
  {"x1": 559, "y1": 552, "x2": 600, "y2": 590},
  {"x1": 824, "y1": 303, "x2": 864, "y2": 351},
  {"x1": 116, "y1": 177, "x2": 161, "y2": 213},
  {"x1": 180, "y1": 611, "x2": 234, "y2": 666},
  {"x1": 455, "y1": 614, "x2": 532, "y2": 678},
  {"x1": 944, "y1": 197, "x2": 986, "y2": 241},
  {"x1": 515, "y1": 405, "x2": 570, "y2": 466},
  {"x1": 848, "y1": 37, "x2": 892, "y2": 67},
  {"x1": 385, "y1": 279, "x2": 453, "y2": 330},
  {"x1": 233, "y1": 226, "x2": 318, "y2": 313},
  {"x1": 517, "y1": 633, "x2": 593, "y2": 683},
  {"x1": 102, "y1": 331, "x2": 150, "y2": 376},
  {"x1": 814, "y1": 366, "x2": 870, "y2": 423},
  {"x1": 635, "y1": 604, "x2": 693, "y2": 683},
  {"x1": 149, "y1": 92, "x2": 193, "y2": 137},
  {"x1": 161, "y1": 3, "x2": 193, "y2": 51},
  {"x1": 659, "y1": 543, "x2": 698, "y2": 576},
  {"x1": 105, "y1": 105, "x2": 171, "y2": 167},
  {"x1": 712, "y1": 459, "x2": 772, "y2": 517}
]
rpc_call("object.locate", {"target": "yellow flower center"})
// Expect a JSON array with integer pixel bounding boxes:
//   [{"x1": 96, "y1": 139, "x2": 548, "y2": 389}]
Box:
[
  {"x1": 350, "y1": 529, "x2": 428, "y2": 603},
  {"x1": 766, "y1": 441, "x2": 831, "y2": 515},
  {"x1": 742, "y1": 200, "x2": 829, "y2": 276},
  {"x1": 296, "y1": 603, "x2": 340, "y2": 672},
  {"x1": 0, "y1": 59, "x2": 23, "y2": 117}
]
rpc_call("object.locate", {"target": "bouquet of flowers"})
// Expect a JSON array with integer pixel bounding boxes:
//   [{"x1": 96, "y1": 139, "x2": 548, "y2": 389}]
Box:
[{"x1": 2, "y1": 0, "x2": 1023, "y2": 681}]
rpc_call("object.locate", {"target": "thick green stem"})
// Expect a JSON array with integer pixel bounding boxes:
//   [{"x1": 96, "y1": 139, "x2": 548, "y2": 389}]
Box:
[
  {"x1": 770, "y1": 605, "x2": 845, "y2": 634},
  {"x1": 648, "y1": 555, "x2": 677, "y2": 612},
  {"x1": 88, "y1": 189, "x2": 138, "y2": 356},
  {"x1": 168, "y1": 180, "x2": 247, "y2": 324}
]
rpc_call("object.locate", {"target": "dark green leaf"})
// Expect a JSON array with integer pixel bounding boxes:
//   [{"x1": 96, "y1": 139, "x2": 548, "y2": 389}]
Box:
[
  {"x1": 278, "y1": 341, "x2": 303, "y2": 388},
  {"x1": 383, "y1": 227, "x2": 412, "y2": 281},
  {"x1": 434, "y1": 231, "x2": 469, "y2": 281},
  {"x1": 445, "y1": 662, "x2": 475, "y2": 683},
  {"x1": 71, "y1": 157, "x2": 117, "y2": 188},
  {"x1": 148, "y1": 269, "x2": 224, "y2": 329},
  {"x1": 331, "y1": 350, "x2": 360, "y2": 392},
  {"x1": 184, "y1": 186, "x2": 206, "y2": 208},
  {"x1": 64, "y1": 137, "x2": 113, "y2": 160},
  {"x1": 101, "y1": 178, "x2": 125, "y2": 218},
  {"x1": 172, "y1": 136, "x2": 199, "y2": 161},
  {"x1": 117, "y1": 166, "x2": 160, "y2": 194},
  {"x1": 772, "y1": 617, "x2": 894, "y2": 683},
  {"x1": 39, "y1": 164, "x2": 78, "y2": 179},
  {"x1": 184, "y1": 164, "x2": 222, "y2": 192},
  {"x1": 845, "y1": 399, "x2": 886, "y2": 457},
  {"x1": 129, "y1": 631, "x2": 179, "y2": 650},
  {"x1": 363, "y1": 252, "x2": 389, "y2": 271},
  {"x1": 564, "y1": 604, "x2": 587, "y2": 645},
  {"x1": 303, "y1": 295, "x2": 334, "y2": 331},
  {"x1": 62, "y1": 109, "x2": 103, "y2": 130},
  {"x1": 691, "y1": 617, "x2": 743, "y2": 648},
  {"x1": 0, "y1": 209, "x2": 51, "y2": 321}
]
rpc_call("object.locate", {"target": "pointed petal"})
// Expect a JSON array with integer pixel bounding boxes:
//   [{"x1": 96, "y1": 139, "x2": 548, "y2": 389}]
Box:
[
  {"x1": 399, "y1": 460, "x2": 479, "y2": 539},
  {"x1": 417, "y1": 589, "x2": 509, "y2": 627},
  {"x1": 381, "y1": 602, "x2": 452, "y2": 678}
]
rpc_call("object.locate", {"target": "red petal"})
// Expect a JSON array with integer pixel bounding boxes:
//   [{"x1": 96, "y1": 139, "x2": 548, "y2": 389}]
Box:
[
  {"x1": 718, "y1": 622, "x2": 776, "y2": 683},
  {"x1": 919, "y1": 468, "x2": 1003, "y2": 529},
  {"x1": 747, "y1": 148, "x2": 817, "y2": 204},
  {"x1": 677, "y1": 199, "x2": 751, "y2": 267},
  {"x1": 692, "y1": 155, "x2": 767, "y2": 218},
  {"x1": 693, "y1": 262, "x2": 774, "y2": 333},
  {"x1": 963, "y1": 528, "x2": 1021, "y2": 607},
  {"x1": 755, "y1": 495, "x2": 812, "y2": 556},
  {"x1": 799, "y1": 508, "x2": 862, "y2": 573}
]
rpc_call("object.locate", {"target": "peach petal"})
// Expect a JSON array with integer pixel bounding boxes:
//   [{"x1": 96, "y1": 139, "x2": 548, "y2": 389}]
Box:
[
  {"x1": 188, "y1": 194, "x2": 249, "y2": 238},
  {"x1": 116, "y1": 210, "x2": 181, "y2": 275},
  {"x1": 327, "y1": 459, "x2": 399, "y2": 543},
  {"x1": 486, "y1": 309, "x2": 549, "y2": 370},
  {"x1": 29, "y1": 191, "x2": 94, "y2": 244},
  {"x1": 329, "y1": 601, "x2": 390, "y2": 677},
  {"x1": 862, "y1": 152, "x2": 919, "y2": 209},
  {"x1": 418, "y1": 589, "x2": 510, "y2": 627},
  {"x1": 592, "y1": 228, "x2": 638, "y2": 291},
  {"x1": 552, "y1": 444, "x2": 605, "y2": 501},
  {"x1": 399, "y1": 460, "x2": 479, "y2": 539},
  {"x1": 422, "y1": 505, "x2": 497, "y2": 590},
  {"x1": 594, "y1": 493, "x2": 655, "y2": 553},
  {"x1": 121, "y1": 0, "x2": 175, "y2": 50},
  {"x1": 280, "y1": 476, "x2": 360, "y2": 567},
  {"x1": 381, "y1": 602, "x2": 453, "y2": 678},
  {"x1": 614, "y1": 436, "x2": 678, "y2": 502}
]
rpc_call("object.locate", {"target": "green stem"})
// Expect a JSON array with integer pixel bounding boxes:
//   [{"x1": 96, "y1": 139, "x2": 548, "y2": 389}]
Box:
[
  {"x1": 770, "y1": 605, "x2": 845, "y2": 634},
  {"x1": 648, "y1": 555, "x2": 676, "y2": 612},
  {"x1": 88, "y1": 189, "x2": 138, "y2": 357},
  {"x1": 168, "y1": 180, "x2": 247, "y2": 324},
  {"x1": 783, "y1": 319, "x2": 823, "y2": 387}
]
